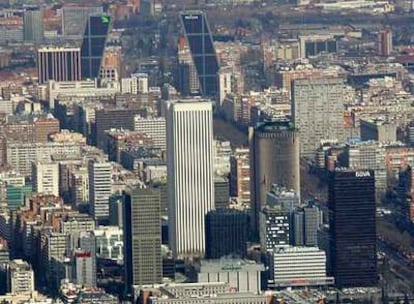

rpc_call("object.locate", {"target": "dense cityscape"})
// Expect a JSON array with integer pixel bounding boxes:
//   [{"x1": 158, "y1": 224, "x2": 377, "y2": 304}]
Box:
[{"x1": 0, "y1": 0, "x2": 413, "y2": 303}]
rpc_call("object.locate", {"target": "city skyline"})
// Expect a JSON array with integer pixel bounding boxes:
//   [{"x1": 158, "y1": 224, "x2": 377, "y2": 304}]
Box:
[{"x1": 0, "y1": 1, "x2": 413, "y2": 303}]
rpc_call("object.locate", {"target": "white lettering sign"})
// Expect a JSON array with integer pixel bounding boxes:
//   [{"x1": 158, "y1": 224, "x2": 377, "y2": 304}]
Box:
[
  {"x1": 184, "y1": 15, "x2": 199, "y2": 20},
  {"x1": 356, "y1": 171, "x2": 370, "y2": 177}
]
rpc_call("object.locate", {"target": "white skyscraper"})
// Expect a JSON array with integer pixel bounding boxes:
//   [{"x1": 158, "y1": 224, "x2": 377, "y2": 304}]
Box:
[
  {"x1": 31, "y1": 161, "x2": 59, "y2": 196},
  {"x1": 88, "y1": 159, "x2": 112, "y2": 222},
  {"x1": 167, "y1": 100, "x2": 215, "y2": 259}
]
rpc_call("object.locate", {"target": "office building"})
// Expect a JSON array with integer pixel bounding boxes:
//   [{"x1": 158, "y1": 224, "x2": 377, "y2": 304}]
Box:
[
  {"x1": 271, "y1": 247, "x2": 334, "y2": 288},
  {"x1": 34, "y1": 117, "x2": 60, "y2": 142},
  {"x1": 250, "y1": 120, "x2": 300, "y2": 235},
  {"x1": 102, "y1": 46, "x2": 123, "y2": 78},
  {"x1": 292, "y1": 203, "x2": 320, "y2": 247},
  {"x1": 133, "y1": 115, "x2": 166, "y2": 150},
  {"x1": 292, "y1": 209, "x2": 305, "y2": 246},
  {"x1": 23, "y1": 8, "x2": 44, "y2": 43},
  {"x1": 177, "y1": 36, "x2": 200, "y2": 96},
  {"x1": 167, "y1": 100, "x2": 214, "y2": 258},
  {"x1": 121, "y1": 73, "x2": 148, "y2": 94},
  {"x1": 197, "y1": 259, "x2": 265, "y2": 294},
  {"x1": 299, "y1": 34, "x2": 337, "y2": 58},
  {"x1": 40, "y1": 231, "x2": 69, "y2": 290},
  {"x1": 88, "y1": 159, "x2": 112, "y2": 222},
  {"x1": 37, "y1": 47, "x2": 82, "y2": 84},
  {"x1": 81, "y1": 14, "x2": 111, "y2": 79},
  {"x1": 218, "y1": 67, "x2": 233, "y2": 105},
  {"x1": 0, "y1": 240, "x2": 9, "y2": 294},
  {"x1": 329, "y1": 169, "x2": 377, "y2": 287},
  {"x1": 266, "y1": 185, "x2": 300, "y2": 212},
  {"x1": 61, "y1": 214, "x2": 95, "y2": 252},
  {"x1": 139, "y1": 282, "x2": 270, "y2": 304},
  {"x1": 94, "y1": 108, "x2": 139, "y2": 150},
  {"x1": 180, "y1": 11, "x2": 219, "y2": 97},
  {"x1": 6, "y1": 141, "x2": 81, "y2": 176},
  {"x1": 7, "y1": 259, "x2": 35, "y2": 294},
  {"x1": 62, "y1": 6, "x2": 104, "y2": 37},
  {"x1": 292, "y1": 78, "x2": 348, "y2": 156},
  {"x1": 230, "y1": 148, "x2": 250, "y2": 203},
  {"x1": 6, "y1": 185, "x2": 32, "y2": 211},
  {"x1": 214, "y1": 177, "x2": 229, "y2": 209},
  {"x1": 346, "y1": 141, "x2": 387, "y2": 192},
  {"x1": 260, "y1": 206, "x2": 290, "y2": 252},
  {"x1": 205, "y1": 209, "x2": 249, "y2": 259},
  {"x1": 94, "y1": 226, "x2": 123, "y2": 262},
  {"x1": 73, "y1": 250, "x2": 96, "y2": 287},
  {"x1": 31, "y1": 162, "x2": 59, "y2": 196},
  {"x1": 378, "y1": 28, "x2": 392, "y2": 56},
  {"x1": 360, "y1": 118, "x2": 397, "y2": 143},
  {"x1": 123, "y1": 188, "x2": 162, "y2": 291},
  {"x1": 70, "y1": 167, "x2": 89, "y2": 208}
]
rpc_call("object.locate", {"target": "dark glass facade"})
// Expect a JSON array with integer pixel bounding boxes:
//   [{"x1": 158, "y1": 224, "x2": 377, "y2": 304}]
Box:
[
  {"x1": 81, "y1": 15, "x2": 110, "y2": 79},
  {"x1": 205, "y1": 209, "x2": 249, "y2": 259},
  {"x1": 304, "y1": 39, "x2": 337, "y2": 57},
  {"x1": 180, "y1": 11, "x2": 219, "y2": 97},
  {"x1": 328, "y1": 169, "x2": 378, "y2": 288},
  {"x1": 123, "y1": 188, "x2": 162, "y2": 292}
]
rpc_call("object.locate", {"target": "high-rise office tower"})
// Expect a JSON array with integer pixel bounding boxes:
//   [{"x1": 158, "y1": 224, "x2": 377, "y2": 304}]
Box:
[
  {"x1": 292, "y1": 203, "x2": 320, "y2": 247},
  {"x1": 123, "y1": 188, "x2": 162, "y2": 291},
  {"x1": 292, "y1": 78, "x2": 348, "y2": 157},
  {"x1": 62, "y1": 6, "x2": 104, "y2": 37},
  {"x1": 23, "y1": 8, "x2": 44, "y2": 43},
  {"x1": 378, "y1": 28, "x2": 392, "y2": 57},
  {"x1": 37, "y1": 47, "x2": 82, "y2": 84},
  {"x1": 230, "y1": 148, "x2": 250, "y2": 203},
  {"x1": 88, "y1": 159, "x2": 112, "y2": 223},
  {"x1": 81, "y1": 14, "x2": 111, "y2": 79},
  {"x1": 303, "y1": 203, "x2": 320, "y2": 246},
  {"x1": 72, "y1": 250, "x2": 96, "y2": 287},
  {"x1": 31, "y1": 162, "x2": 59, "y2": 196},
  {"x1": 79, "y1": 231, "x2": 96, "y2": 286},
  {"x1": 260, "y1": 206, "x2": 290, "y2": 252},
  {"x1": 328, "y1": 169, "x2": 377, "y2": 287},
  {"x1": 167, "y1": 100, "x2": 214, "y2": 258},
  {"x1": 205, "y1": 209, "x2": 249, "y2": 259},
  {"x1": 250, "y1": 120, "x2": 300, "y2": 236},
  {"x1": 180, "y1": 11, "x2": 219, "y2": 97},
  {"x1": 292, "y1": 209, "x2": 305, "y2": 246}
]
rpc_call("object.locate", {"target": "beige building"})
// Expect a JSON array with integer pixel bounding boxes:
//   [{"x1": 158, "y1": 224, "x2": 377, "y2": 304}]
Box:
[
  {"x1": 7, "y1": 259, "x2": 35, "y2": 294},
  {"x1": 31, "y1": 161, "x2": 59, "y2": 196}
]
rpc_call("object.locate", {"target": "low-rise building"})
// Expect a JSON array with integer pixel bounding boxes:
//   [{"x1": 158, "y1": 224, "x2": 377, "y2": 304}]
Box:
[
  {"x1": 270, "y1": 247, "x2": 334, "y2": 288},
  {"x1": 197, "y1": 259, "x2": 264, "y2": 294}
]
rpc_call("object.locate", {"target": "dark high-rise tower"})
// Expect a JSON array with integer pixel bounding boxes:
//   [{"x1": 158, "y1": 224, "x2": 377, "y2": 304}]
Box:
[
  {"x1": 81, "y1": 14, "x2": 111, "y2": 79},
  {"x1": 328, "y1": 169, "x2": 377, "y2": 288},
  {"x1": 205, "y1": 209, "x2": 249, "y2": 259},
  {"x1": 180, "y1": 11, "x2": 219, "y2": 97},
  {"x1": 123, "y1": 188, "x2": 162, "y2": 292}
]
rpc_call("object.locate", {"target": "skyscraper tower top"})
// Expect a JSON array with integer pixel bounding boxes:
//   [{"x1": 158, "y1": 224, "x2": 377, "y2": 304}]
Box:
[
  {"x1": 250, "y1": 119, "x2": 300, "y2": 237},
  {"x1": 179, "y1": 11, "x2": 219, "y2": 98},
  {"x1": 81, "y1": 14, "x2": 111, "y2": 80}
]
